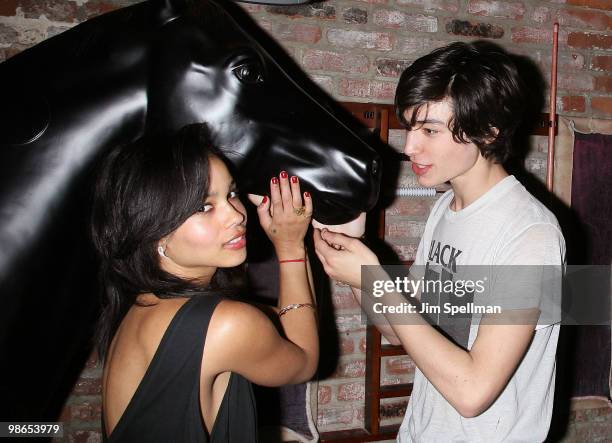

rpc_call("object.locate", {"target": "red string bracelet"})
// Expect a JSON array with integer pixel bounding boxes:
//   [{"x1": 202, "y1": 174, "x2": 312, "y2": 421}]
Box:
[{"x1": 279, "y1": 258, "x2": 305, "y2": 264}]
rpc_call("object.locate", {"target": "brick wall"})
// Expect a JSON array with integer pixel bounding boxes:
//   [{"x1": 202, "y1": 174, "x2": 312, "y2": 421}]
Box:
[{"x1": 1, "y1": 0, "x2": 610, "y2": 441}]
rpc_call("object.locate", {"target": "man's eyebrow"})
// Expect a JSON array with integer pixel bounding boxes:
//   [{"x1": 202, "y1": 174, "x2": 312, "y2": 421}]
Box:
[{"x1": 416, "y1": 118, "x2": 445, "y2": 125}]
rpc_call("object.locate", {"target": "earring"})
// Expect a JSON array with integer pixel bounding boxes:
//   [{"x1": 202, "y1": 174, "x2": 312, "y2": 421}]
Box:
[{"x1": 158, "y1": 245, "x2": 167, "y2": 258}]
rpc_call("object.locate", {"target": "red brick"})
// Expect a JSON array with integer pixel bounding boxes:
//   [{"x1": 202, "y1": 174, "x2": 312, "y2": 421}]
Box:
[
  {"x1": 385, "y1": 219, "x2": 426, "y2": 239},
  {"x1": 592, "y1": 96, "x2": 612, "y2": 114},
  {"x1": 273, "y1": 23, "x2": 321, "y2": 44},
  {"x1": 595, "y1": 76, "x2": 612, "y2": 92},
  {"x1": 380, "y1": 399, "x2": 409, "y2": 419},
  {"x1": 397, "y1": 36, "x2": 449, "y2": 55},
  {"x1": 70, "y1": 400, "x2": 102, "y2": 421},
  {"x1": 446, "y1": 19, "x2": 504, "y2": 38},
  {"x1": 385, "y1": 356, "x2": 416, "y2": 374},
  {"x1": 85, "y1": 351, "x2": 101, "y2": 370},
  {"x1": 310, "y1": 74, "x2": 334, "y2": 94},
  {"x1": 335, "y1": 313, "x2": 365, "y2": 332},
  {"x1": 385, "y1": 197, "x2": 436, "y2": 217},
  {"x1": 317, "y1": 407, "x2": 354, "y2": 426},
  {"x1": 340, "y1": 336, "x2": 355, "y2": 354},
  {"x1": 78, "y1": 1, "x2": 117, "y2": 20},
  {"x1": 327, "y1": 29, "x2": 393, "y2": 51},
  {"x1": 335, "y1": 359, "x2": 366, "y2": 378},
  {"x1": 0, "y1": 0, "x2": 17, "y2": 16},
  {"x1": 374, "y1": 10, "x2": 438, "y2": 33},
  {"x1": 557, "y1": 8, "x2": 609, "y2": 30},
  {"x1": 559, "y1": 95, "x2": 587, "y2": 112},
  {"x1": 544, "y1": 52, "x2": 586, "y2": 71},
  {"x1": 359, "y1": 336, "x2": 367, "y2": 353},
  {"x1": 0, "y1": 23, "x2": 18, "y2": 46},
  {"x1": 58, "y1": 405, "x2": 71, "y2": 423},
  {"x1": 318, "y1": 385, "x2": 332, "y2": 404},
  {"x1": 511, "y1": 26, "x2": 569, "y2": 44},
  {"x1": 266, "y1": 4, "x2": 335, "y2": 20},
  {"x1": 376, "y1": 57, "x2": 412, "y2": 77},
  {"x1": 531, "y1": 6, "x2": 551, "y2": 23},
  {"x1": 568, "y1": 32, "x2": 612, "y2": 49},
  {"x1": 591, "y1": 55, "x2": 612, "y2": 71},
  {"x1": 337, "y1": 382, "x2": 365, "y2": 401},
  {"x1": 18, "y1": 0, "x2": 78, "y2": 22},
  {"x1": 397, "y1": 0, "x2": 459, "y2": 12},
  {"x1": 392, "y1": 244, "x2": 420, "y2": 261},
  {"x1": 570, "y1": 405, "x2": 612, "y2": 423},
  {"x1": 66, "y1": 430, "x2": 103, "y2": 443},
  {"x1": 72, "y1": 377, "x2": 102, "y2": 395},
  {"x1": 339, "y1": 78, "x2": 396, "y2": 100},
  {"x1": 239, "y1": 3, "x2": 263, "y2": 13},
  {"x1": 558, "y1": 72, "x2": 595, "y2": 91},
  {"x1": 468, "y1": 0, "x2": 525, "y2": 19},
  {"x1": 332, "y1": 286, "x2": 360, "y2": 309},
  {"x1": 302, "y1": 49, "x2": 369, "y2": 74},
  {"x1": 566, "y1": 0, "x2": 612, "y2": 11},
  {"x1": 343, "y1": 7, "x2": 368, "y2": 24}
]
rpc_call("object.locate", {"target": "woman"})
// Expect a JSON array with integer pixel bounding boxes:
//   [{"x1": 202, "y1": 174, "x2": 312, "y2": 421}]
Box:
[{"x1": 92, "y1": 124, "x2": 318, "y2": 442}]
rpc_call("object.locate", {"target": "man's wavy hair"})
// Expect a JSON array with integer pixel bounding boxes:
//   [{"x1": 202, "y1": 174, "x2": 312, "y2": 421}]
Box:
[
  {"x1": 91, "y1": 124, "x2": 243, "y2": 359},
  {"x1": 395, "y1": 41, "x2": 526, "y2": 164}
]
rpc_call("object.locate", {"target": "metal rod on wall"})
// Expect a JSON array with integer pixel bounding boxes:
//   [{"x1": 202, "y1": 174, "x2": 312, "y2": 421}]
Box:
[{"x1": 546, "y1": 23, "x2": 559, "y2": 192}]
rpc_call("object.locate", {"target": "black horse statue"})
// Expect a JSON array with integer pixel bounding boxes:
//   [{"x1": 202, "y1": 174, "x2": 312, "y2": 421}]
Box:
[{"x1": 0, "y1": 0, "x2": 381, "y2": 421}]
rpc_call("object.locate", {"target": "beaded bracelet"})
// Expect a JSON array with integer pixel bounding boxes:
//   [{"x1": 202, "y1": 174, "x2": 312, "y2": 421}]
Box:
[{"x1": 278, "y1": 303, "x2": 315, "y2": 317}]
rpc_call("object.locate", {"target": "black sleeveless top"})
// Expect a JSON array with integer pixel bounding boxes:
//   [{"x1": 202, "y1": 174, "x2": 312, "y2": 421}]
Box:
[{"x1": 104, "y1": 295, "x2": 257, "y2": 442}]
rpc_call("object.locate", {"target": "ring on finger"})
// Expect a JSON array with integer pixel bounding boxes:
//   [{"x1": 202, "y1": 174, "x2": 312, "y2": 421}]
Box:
[{"x1": 293, "y1": 206, "x2": 306, "y2": 216}]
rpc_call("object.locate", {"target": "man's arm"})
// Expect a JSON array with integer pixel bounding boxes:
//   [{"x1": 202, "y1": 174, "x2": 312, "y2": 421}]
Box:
[
  {"x1": 361, "y1": 280, "x2": 538, "y2": 417},
  {"x1": 350, "y1": 286, "x2": 402, "y2": 345},
  {"x1": 314, "y1": 229, "x2": 541, "y2": 418}
]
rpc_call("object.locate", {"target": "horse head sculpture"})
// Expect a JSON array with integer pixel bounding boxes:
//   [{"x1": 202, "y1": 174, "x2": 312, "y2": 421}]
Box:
[{"x1": 0, "y1": 0, "x2": 381, "y2": 419}]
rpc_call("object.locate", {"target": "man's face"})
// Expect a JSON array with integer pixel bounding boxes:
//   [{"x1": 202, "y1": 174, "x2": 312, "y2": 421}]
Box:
[{"x1": 403, "y1": 99, "x2": 481, "y2": 188}]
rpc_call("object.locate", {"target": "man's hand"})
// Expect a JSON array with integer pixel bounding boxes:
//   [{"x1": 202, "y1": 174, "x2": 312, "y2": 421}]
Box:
[{"x1": 313, "y1": 228, "x2": 379, "y2": 288}]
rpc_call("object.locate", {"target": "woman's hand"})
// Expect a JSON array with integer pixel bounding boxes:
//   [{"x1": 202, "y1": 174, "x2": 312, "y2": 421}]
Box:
[
  {"x1": 313, "y1": 228, "x2": 379, "y2": 288},
  {"x1": 257, "y1": 171, "x2": 312, "y2": 260}
]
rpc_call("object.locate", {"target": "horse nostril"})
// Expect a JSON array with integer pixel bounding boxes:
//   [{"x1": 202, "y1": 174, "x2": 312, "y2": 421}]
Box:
[{"x1": 371, "y1": 159, "x2": 379, "y2": 175}]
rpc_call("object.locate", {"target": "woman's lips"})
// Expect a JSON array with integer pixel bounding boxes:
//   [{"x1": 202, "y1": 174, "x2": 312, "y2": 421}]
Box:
[
  {"x1": 411, "y1": 162, "x2": 432, "y2": 176},
  {"x1": 223, "y1": 234, "x2": 246, "y2": 250}
]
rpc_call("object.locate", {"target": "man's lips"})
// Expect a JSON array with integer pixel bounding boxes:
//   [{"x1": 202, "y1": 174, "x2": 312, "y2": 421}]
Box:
[{"x1": 411, "y1": 162, "x2": 432, "y2": 176}]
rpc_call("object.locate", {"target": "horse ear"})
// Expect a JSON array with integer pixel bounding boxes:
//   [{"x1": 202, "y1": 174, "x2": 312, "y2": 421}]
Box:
[{"x1": 152, "y1": 0, "x2": 187, "y2": 25}]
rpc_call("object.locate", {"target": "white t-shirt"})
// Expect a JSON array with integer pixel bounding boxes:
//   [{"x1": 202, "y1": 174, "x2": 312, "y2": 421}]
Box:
[{"x1": 398, "y1": 175, "x2": 566, "y2": 442}]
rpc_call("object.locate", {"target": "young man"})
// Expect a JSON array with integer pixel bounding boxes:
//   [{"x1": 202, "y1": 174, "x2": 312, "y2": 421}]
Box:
[{"x1": 314, "y1": 41, "x2": 565, "y2": 442}]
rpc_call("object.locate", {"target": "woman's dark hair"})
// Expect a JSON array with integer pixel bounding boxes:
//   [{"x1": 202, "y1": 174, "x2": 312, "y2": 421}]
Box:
[
  {"x1": 395, "y1": 40, "x2": 526, "y2": 164},
  {"x1": 91, "y1": 123, "x2": 242, "y2": 359}
]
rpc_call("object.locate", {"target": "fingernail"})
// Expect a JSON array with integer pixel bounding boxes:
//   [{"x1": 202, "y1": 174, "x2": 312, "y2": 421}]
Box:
[
  {"x1": 261, "y1": 195, "x2": 268, "y2": 204},
  {"x1": 271, "y1": 177, "x2": 279, "y2": 185},
  {"x1": 304, "y1": 191, "x2": 310, "y2": 198},
  {"x1": 280, "y1": 171, "x2": 288, "y2": 179},
  {"x1": 291, "y1": 176, "x2": 298, "y2": 183}
]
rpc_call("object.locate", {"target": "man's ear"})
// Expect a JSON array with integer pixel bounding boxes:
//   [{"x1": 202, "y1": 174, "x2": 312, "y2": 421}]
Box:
[{"x1": 485, "y1": 127, "x2": 499, "y2": 144}]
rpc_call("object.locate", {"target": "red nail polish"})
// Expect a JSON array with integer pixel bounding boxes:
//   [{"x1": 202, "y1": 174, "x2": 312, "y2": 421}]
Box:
[
  {"x1": 271, "y1": 177, "x2": 278, "y2": 184},
  {"x1": 280, "y1": 171, "x2": 288, "y2": 179},
  {"x1": 262, "y1": 196, "x2": 268, "y2": 204},
  {"x1": 291, "y1": 176, "x2": 298, "y2": 183},
  {"x1": 304, "y1": 191, "x2": 310, "y2": 198}
]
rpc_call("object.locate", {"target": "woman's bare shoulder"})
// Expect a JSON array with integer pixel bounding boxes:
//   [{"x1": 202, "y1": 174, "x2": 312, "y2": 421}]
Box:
[
  {"x1": 203, "y1": 299, "x2": 280, "y2": 368},
  {"x1": 210, "y1": 299, "x2": 276, "y2": 336}
]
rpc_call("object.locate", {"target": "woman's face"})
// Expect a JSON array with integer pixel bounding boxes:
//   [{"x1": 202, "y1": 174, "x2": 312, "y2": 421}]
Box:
[{"x1": 160, "y1": 155, "x2": 247, "y2": 282}]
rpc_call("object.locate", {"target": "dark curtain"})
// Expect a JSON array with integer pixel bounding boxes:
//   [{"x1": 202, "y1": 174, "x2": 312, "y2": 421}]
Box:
[{"x1": 569, "y1": 131, "x2": 611, "y2": 398}]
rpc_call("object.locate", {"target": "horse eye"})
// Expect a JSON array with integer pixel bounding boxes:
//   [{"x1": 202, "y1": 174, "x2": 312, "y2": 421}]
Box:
[{"x1": 232, "y1": 62, "x2": 264, "y2": 84}]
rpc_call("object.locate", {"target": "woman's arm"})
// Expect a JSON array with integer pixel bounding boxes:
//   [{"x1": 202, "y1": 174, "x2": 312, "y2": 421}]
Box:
[{"x1": 208, "y1": 172, "x2": 318, "y2": 386}]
